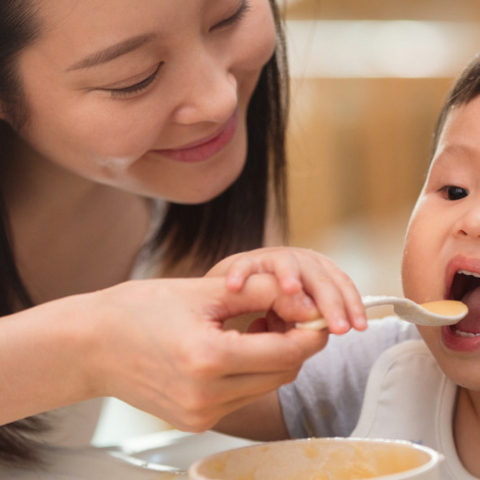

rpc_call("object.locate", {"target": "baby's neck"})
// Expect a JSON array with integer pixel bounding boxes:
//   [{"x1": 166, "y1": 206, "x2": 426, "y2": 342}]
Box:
[{"x1": 454, "y1": 387, "x2": 480, "y2": 477}]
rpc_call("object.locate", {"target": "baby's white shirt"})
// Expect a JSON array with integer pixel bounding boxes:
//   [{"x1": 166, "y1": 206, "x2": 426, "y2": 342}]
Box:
[{"x1": 351, "y1": 340, "x2": 475, "y2": 480}]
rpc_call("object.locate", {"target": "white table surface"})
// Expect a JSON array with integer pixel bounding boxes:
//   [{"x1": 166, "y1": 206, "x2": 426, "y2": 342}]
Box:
[{"x1": 0, "y1": 431, "x2": 258, "y2": 479}]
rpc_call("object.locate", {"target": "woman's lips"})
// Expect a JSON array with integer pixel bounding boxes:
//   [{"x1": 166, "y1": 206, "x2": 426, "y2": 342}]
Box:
[{"x1": 155, "y1": 112, "x2": 238, "y2": 163}]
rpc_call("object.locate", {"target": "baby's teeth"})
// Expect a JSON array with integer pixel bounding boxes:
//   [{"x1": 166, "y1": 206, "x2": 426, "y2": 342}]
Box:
[
  {"x1": 458, "y1": 269, "x2": 480, "y2": 278},
  {"x1": 454, "y1": 329, "x2": 480, "y2": 338}
]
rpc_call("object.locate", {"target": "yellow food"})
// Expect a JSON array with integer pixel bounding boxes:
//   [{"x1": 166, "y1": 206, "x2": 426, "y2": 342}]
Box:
[{"x1": 421, "y1": 300, "x2": 468, "y2": 317}]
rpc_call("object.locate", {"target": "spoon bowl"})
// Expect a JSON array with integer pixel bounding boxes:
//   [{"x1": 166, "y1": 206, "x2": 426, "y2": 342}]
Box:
[{"x1": 297, "y1": 295, "x2": 468, "y2": 331}]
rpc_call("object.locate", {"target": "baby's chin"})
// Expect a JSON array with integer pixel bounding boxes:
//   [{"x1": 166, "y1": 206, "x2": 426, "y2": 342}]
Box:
[
  {"x1": 445, "y1": 365, "x2": 480, "y2": 393},
  {"x1": 419, "y1": 325, "x2": 480, "y2": 390}
]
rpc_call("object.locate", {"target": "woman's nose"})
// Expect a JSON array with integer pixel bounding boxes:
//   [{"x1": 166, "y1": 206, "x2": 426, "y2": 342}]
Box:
[{"x1": 171, "y1": 53, "x2": 238, "y2": 126}]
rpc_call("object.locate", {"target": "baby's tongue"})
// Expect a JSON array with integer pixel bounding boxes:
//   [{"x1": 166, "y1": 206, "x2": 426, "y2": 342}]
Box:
[{"x1": 455, "y1": 287, "x2": 480, "y2": 333}]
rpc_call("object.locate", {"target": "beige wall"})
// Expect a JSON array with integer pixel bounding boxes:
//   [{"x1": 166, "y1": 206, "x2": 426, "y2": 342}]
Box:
[
  {"x1": 288, "y1": 78, "x2": 452, "y2": 244},
  {"x1": 284, "y1": 0, "x2": 480, "y2": 21},
  {"x1": 283, "y1": 0, "x2": 480, "y2": 304}
]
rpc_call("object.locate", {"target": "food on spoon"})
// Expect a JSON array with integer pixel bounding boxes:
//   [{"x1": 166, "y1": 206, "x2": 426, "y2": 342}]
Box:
[{"x1": 420, "y1": 300, "x2": 468, "y2": 318}]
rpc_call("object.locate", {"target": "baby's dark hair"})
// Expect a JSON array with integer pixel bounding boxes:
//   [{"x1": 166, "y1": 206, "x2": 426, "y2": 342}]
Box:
[{"x1": 432, "y1": 53, "x2": 480, "y2": 156}]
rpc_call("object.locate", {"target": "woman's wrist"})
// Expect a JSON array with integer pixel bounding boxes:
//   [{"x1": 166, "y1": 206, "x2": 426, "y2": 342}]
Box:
[
  {"x1": 0, "y1": 293, "x2": 105, "y2": 425},
  {"x1": 61, "y1": 290, "x2": 113, "y2": 402}
]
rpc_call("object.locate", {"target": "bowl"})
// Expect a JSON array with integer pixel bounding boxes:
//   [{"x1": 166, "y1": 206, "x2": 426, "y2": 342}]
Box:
[{"x1": 188, "y1": 437, "x2": 443, "y2": 480}]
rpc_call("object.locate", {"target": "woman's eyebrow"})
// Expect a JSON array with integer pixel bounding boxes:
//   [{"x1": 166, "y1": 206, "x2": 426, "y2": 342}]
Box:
[{"x1": 67, "y1": 33, "x2": 157, "y2": 71}]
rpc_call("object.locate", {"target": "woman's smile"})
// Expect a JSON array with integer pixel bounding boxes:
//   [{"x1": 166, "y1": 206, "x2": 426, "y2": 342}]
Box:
[
  {"x1": 155, "y1": 110, "x2": 238, "y2": 163},
  {"x1": 12, "y1": 0, "x2": 276, "y2": 203}
]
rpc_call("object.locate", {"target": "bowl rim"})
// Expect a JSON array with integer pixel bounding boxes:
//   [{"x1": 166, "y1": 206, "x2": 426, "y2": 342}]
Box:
[{"x1": 187, "y1": 436, "x2": 444, "y2": 480}]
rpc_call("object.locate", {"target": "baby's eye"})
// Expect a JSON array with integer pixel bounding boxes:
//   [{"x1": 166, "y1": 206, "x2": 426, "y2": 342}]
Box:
[{"x1": 439, "y1": 185, "x2": 469, "y2": 201}]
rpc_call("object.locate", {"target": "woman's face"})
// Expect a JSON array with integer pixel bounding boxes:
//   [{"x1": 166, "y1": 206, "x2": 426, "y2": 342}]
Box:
[{"x1": 7, "y1": 0, "x2": 276, "y2": 203}]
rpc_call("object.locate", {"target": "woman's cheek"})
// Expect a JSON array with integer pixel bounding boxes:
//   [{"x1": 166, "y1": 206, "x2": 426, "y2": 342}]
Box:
[
  {"x1": 233, "y1": 6, "x2": 276, "y2": 72},
  {"x1": 65, "y1": 101, "x2": 163, "y2": 161}
]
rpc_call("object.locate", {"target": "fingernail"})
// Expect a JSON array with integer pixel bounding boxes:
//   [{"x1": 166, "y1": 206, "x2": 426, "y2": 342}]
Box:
[
  {"x1": 302, "y1": 295, "x2": 318, "y2": 312},
  {"x1": 336, "y1": 318, "x2": 350, "y2": 330},
  {"x1": 355, "y1": 316, "x2": 368, "y2": 329}
]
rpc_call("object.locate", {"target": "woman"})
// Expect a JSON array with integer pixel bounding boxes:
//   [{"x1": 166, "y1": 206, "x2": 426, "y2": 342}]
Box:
[{"x1": 0, "y1": 0, "x2": 365, "y2": 468}]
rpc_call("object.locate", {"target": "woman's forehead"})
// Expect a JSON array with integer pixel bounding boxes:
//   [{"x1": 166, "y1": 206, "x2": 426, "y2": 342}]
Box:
[
  {"x1": 38, "y1": 0, "x2": 226, "y2": 29},
  {"x1": 26, "y1": 0, "x2": 205, "y2": 68},
  {"x1": 34, "y1": 0, "x2": 236, "y2": 55}
]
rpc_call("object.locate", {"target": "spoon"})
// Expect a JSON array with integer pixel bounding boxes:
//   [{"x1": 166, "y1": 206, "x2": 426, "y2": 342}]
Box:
[{"x1": 296, "y1": 295, "x2": 468, "y2": 331}]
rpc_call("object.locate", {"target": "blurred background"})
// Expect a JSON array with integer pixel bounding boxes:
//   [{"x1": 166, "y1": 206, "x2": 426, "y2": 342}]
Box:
[
  {"x1": 285, "y1": 0, "x2": 480, "y2": 306},
  {"x1": 93, "y1": 0, "x2": 480, "y2": 446}
]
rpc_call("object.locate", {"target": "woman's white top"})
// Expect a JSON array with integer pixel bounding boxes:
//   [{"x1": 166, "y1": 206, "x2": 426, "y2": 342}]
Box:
[{"x1": 38, "y1": 200, "x2": 165, "y2": 447}]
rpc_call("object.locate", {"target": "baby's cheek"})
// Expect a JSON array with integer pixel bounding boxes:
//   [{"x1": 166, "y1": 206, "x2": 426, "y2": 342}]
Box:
[
  {"x1": 415, "y1": 325, "x2": 437, "y2": 351},
  {"x1": 402, "y1": 259, "x2": 425, "y2": 303},
  {"x1": 402, "y1": 241, "x2": 427, "y2": 303},
  {"x1": 402, "y1": 240, "x2": 444, "y2": 304}
]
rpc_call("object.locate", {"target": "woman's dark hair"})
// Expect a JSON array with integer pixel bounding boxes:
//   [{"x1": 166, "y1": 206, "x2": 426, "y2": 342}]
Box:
[
  {"x1": 0, "y1": 0, "x2": 48, "y2": 468},
  {"x1": 432, "y1": 53, "x2": 480, "y2": 157},
  {"x1": 0, "y1": 0, "x2": 289, "y2": 467},
  {"x1": 154, "y1": 0, "x2": 289, "y2": 272}
]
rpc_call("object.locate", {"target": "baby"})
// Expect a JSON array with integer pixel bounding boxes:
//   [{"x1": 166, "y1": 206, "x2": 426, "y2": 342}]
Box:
[{"x1": 215, "y1": 53, "x2": 480, "y2": 479}]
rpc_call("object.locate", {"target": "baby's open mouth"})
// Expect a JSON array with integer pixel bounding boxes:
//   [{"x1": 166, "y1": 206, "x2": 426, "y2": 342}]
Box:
[{"x1": 449, "y1": 270, "x2": 480, "y2": 336}]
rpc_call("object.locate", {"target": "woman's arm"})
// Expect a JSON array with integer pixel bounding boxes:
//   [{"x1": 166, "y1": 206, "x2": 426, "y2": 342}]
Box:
[
  {"x1": 214, "y1": 391, "x2": 289, "y2": 441},
  {"x1": 0, "y1": 294, "x2": 97, "y2": 425},
  {"x1": 0, "y1": 274, "x2": 327, "y2": 430}
]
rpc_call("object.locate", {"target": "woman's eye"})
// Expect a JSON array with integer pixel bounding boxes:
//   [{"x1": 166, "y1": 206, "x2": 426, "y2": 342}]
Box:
[
  {"x1": 211, "y1": 0, "x2": 251, "y2": 31},
  {"x1": 439, "y1": 185, "x2": 469, "y2": 201},
  {"x1": 105, "y1": 63, "x2": 162, "y2": 99}
]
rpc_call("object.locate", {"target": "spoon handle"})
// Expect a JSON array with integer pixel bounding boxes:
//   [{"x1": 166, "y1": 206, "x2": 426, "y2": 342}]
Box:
[
  {"x1": 296, "y1": 295, "x2": 401, "y2": 331},
  {"x1": 362, "y1": 295, "x2": 403, "y2": 308}
]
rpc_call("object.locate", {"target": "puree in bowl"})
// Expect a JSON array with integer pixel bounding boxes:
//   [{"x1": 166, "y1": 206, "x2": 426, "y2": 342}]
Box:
[{"x1": 189, "y1": 438, "x2": 441, "y2": 480}]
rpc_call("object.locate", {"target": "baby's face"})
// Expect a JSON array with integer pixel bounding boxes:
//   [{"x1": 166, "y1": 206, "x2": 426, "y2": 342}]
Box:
[{"x1": 402, "y1": 96, "x2": 480, "y2": 391}]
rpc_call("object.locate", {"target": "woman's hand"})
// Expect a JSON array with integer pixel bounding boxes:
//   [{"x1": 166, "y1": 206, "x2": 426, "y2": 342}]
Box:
[
  {"x1": 206, "y1": 247, "x2": 367, "y2": 334},
  {"x1": 82, "y1": 274, "x2": 328, "y2": 432}
]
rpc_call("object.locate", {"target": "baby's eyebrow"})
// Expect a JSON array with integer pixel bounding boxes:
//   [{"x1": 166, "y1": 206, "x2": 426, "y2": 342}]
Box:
[
  {"x1": 67, "y1": 33, "x2": 157, "y2": 71},
  {"x1": 434, "y1": 143, "x2": 479, "y2": 166}
]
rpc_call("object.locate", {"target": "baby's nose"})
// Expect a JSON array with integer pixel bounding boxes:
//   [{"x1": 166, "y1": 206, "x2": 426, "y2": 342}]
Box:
[{"x1": 456, "y1": 202, "x2": 480, "y2": 238}]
